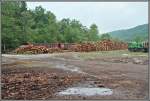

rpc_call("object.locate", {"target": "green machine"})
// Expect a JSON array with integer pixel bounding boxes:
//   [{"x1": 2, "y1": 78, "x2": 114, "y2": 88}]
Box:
[{"x1": 128, "y1": 41, "x2": 148, "y2": 52}]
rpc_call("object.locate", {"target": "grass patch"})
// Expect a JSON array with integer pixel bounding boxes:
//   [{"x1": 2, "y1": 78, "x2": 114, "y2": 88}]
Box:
[{"x1": 77, "y1": 50, "x2": 148, "y2": 60}]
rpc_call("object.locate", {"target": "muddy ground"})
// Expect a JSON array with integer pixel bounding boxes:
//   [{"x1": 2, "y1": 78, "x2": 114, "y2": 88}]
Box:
[{"x1": 1, "y1": 50, "x2": 149, "y2": 100}]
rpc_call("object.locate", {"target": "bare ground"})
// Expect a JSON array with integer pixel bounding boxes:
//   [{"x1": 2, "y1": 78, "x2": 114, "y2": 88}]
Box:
[{"x1": 1, "y1": 51, "x2": 149, "y2": 100}]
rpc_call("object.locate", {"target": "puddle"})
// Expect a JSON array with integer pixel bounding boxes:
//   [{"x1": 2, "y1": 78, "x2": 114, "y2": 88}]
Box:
[
  {"x1": 58, "y1": 87, "x2": 113, "y2": 96},
  {"x1": 2, "y1": 54, "x2": 53, "y2": 60},
  {"x1": 122, "y1": 54, "x2": 128, "y2": 56}
]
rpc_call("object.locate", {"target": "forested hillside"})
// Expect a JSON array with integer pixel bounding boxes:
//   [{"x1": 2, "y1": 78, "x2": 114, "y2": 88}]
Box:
[
  {"x1": 109, "y1": 24, "x2": 148, "y2": 42},
  {"x1": 2, "y1": 1, "x2": 100, "y2": 52}
]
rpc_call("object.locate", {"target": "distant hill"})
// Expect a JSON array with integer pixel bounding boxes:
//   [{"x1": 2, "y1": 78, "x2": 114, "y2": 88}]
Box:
[{"x1": 108, "y1": 24, "x2": 148, "y2": 42}]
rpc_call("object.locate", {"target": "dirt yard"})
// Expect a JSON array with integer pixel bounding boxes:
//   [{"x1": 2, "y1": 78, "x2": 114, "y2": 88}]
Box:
[{"x1": 1, "y1": 50, "x2": 149, "y2": 100}]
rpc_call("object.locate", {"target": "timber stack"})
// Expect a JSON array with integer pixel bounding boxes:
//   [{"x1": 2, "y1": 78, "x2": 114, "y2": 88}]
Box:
[
  {"x1": 70, "y1": 42, "x2": 96, "y2": 52},
  {"x1": 70, "y1": 40, "x2": 128, "y2": 52},
  {"x1": 14, "y1": 40, "x2": 128, "y2": 54},
  {"x1": 15, "y1": 44, "x2": 62, "y2": 54}
]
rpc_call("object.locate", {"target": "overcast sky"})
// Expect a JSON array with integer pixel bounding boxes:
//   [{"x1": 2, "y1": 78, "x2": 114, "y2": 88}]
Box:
[{"x1": 27, "y1": 2, "x2": 148, "y2": 33}]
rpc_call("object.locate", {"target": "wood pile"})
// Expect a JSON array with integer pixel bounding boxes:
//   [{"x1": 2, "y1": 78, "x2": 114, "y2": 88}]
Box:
[
  {"x1": 15, "y1": 44, "x2": 62, "y2": 54},
  {"x1": 14, "y1": 40, "x2": 128, "y2": 54},
  {"x1": 48, "y1": 47, "x2": 63, "y2": 53},
  {"x1": 70, "y1": 40, "x2": 128, "y2": 52},
  {"x1": 95, "y1": 40, "x2": 128, "y2": 51},
  {"x1": 70, "y1": 42, "x2": 96, "y2": 52}
]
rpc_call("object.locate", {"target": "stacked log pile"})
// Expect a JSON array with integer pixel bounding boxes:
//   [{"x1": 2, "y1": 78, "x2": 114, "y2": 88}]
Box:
[
  {"x1": 15, "y1": 44, "x2": 62, "y2": 54},
  {"x1": 95, "y1": 40, "x2": 128, "y2": 51},
  {"x1": 48, "y1": 48, "x2": 63, "y2": 53},
  {"x1": 14, "y1": 40, "x2": 128, "y2": 54},
  {"x1": 70, "y1": 42, "x2": 96, "y2": 52},
  {"x1": 70, "y1": 40, "x2": 128, "y2": 52}
]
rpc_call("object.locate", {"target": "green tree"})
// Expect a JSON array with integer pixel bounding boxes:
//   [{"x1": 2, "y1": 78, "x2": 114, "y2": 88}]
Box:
[
  {"x1": 88, "y1": 24, "x2": 100, "y2": 41},
  {"x1": 100, "y1": 33, "x2": 112, "y2": 40},
  {"x1": 2, "y1": 1, "x2": 28, "y2": 52},
  {"x1": 58, "y1": 18, "x2": 71, "y2": 42}
]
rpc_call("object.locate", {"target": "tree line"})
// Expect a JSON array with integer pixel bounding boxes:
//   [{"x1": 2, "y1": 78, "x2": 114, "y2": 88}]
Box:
[{"x1": 2, "y1": 1, "x2": 112, "y2": 52}]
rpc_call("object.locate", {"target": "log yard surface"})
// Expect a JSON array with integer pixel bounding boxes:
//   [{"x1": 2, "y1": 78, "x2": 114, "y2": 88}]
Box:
[{"x1": 1, "y1": 50, "x2": 148, "y2": 100}]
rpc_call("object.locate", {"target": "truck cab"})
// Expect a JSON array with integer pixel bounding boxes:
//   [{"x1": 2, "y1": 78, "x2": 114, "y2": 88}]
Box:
[{"x1": 128, "y1": 42, "x2": 142, "y2": 52}]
